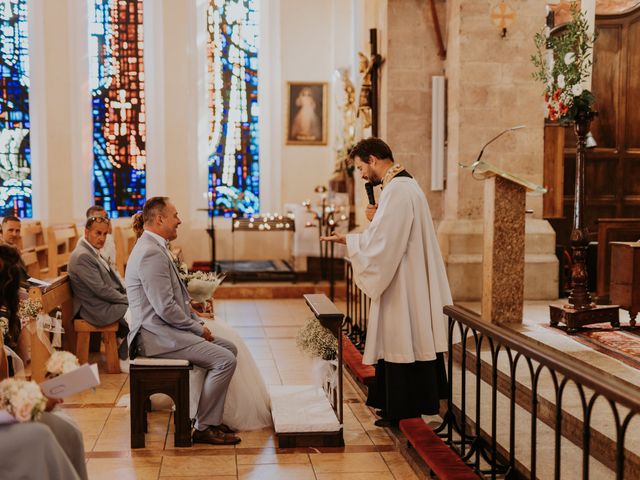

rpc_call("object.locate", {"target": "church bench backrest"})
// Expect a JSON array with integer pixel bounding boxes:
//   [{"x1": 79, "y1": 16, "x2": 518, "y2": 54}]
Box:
[
  {"x1": 19, "y1": 220, "x2": 48, "y2": 271},
  {"x1": 46, "y1": 223, "x2": 79, "y2": 278},
  {"x1": 21, "y1": 247, "x2": 42, "y2": 278},
  {"x1": 114, "y1": 223, "x2": 135, "y2": 277}
]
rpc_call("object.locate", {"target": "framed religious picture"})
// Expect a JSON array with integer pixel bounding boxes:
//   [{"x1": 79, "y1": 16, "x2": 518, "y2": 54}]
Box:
[{"x1": 286, "y1": 82, "x2": 328, "y2": 145}]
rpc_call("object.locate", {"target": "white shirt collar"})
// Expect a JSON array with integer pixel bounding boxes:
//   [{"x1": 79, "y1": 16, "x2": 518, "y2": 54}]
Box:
[{"x1": 144, "y1": 230, "x2": 170, "y2": 250}]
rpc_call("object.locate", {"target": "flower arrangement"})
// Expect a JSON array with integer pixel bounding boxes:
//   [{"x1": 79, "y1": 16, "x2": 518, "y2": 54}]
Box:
[
  {"x1": 296, "y1": 317, "x2": 338, "y2": 361},
  {"x1": 45, "y1": 351, "x2": 80, "y2": 378},
  {"x1": 182, "y1": 271, "x2": 226, "y2": 304},
  {"x1": 0, "y1": 378, "x2": 46, "y2": 422},
  {"x1": 0, "y1": 317, "x2": 8, "y2": 337},
  {"x1": 531, "y1": 1, "x2": 596, "y2": 123},
  {"x1": 18, "y1": 298, "x2": 42, "y2": 327}
]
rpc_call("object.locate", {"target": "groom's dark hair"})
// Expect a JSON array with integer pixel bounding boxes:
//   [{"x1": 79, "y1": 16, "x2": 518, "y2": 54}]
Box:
[{"x1": 143, "y1": 196, "x2": 170, "y2": 226}]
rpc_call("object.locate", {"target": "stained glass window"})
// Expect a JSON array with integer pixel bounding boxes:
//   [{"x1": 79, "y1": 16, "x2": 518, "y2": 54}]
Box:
[
  {"x1": 207, "y1": 0, "x2": 259, "y2": 217},
  {"x1": 0, "y1": 0, "x2": 32, "y2": 218},
  {"x1": 88, "y1": 0, "x2": 146, "y2": 217}
]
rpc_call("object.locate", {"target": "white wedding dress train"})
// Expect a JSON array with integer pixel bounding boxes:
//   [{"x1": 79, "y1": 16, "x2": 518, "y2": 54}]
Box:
[{"x1": 188, "y1": 316, "x2": 272, "y2": 431}]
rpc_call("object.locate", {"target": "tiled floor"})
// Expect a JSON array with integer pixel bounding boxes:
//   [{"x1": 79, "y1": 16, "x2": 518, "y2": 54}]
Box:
[{"x1": 62, "y1": 299, "x2": 418, "y2": 480}]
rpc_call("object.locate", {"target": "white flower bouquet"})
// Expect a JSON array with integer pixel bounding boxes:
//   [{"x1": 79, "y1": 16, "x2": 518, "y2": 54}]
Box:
[
  {"x1": 18, "y1": 298, "x2": 42, "y2": 328},
  {"x1": 45, "y1": 351, "x2": 80, "y2": 378},
  {"x1": 184, "y1": 271, "x2": 226, "y2": 304},
  {"x1": 0, "y1": 378, "x2": 46, "y2": 422},
  {"x1": 296, "y1": 317, "x2": 338, "y2": 361}
]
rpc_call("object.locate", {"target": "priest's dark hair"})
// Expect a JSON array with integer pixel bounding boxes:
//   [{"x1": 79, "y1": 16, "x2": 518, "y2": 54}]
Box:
[
  {"x1": 143, "y1": 196, "x2": 170, "y2": 226},
  {"x1": 349, "y1": 137, "x2": 394, "y2": 163}
]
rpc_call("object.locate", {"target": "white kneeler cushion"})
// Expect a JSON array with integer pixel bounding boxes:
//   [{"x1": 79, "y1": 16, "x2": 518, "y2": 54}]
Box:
[{"x1": 269, "y1": 385, "x2": 341, "y2": 433}]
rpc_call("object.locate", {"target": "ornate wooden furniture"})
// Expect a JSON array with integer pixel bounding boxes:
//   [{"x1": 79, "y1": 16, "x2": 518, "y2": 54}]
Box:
[
  {"x1": 609, "y1": 242, "x2": 640, "y2": 326},
  {"x1": 74, "y1": 320, "x2": 120, "y2": 374},
  {"x1": 596, "y1": 219, "x2": 640, "y2": 303},
  {"x1": 129, "y1": 358, "x2": 192, "y2": 449}
]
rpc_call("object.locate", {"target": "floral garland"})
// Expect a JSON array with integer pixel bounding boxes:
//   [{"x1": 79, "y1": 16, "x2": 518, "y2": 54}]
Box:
[
  {"x1": 531, "y1": 1, "x2": 596, "y2": 123},
  {"x1": 45, "y1": 351, "x2": 80, "y2": 378},
  {"x1": 18, "y1": 298, "x2": 42, "y2": 328}
]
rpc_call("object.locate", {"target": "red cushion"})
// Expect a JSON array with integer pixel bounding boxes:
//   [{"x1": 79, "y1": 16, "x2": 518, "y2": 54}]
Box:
[
  {"x1": 341, "y1": 335, "x2": 375, "y2": 385},
  {"x1": 400, "y1": 418, "x2": 480, "y2": 480}
]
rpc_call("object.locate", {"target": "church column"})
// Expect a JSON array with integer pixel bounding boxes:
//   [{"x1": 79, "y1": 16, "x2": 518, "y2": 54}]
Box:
[
  {"x1": 28, "y1": 0, "x2": 93, "y2": 222},
  {"x1": 437, "y1": 0, "x2": 558, "y2": 301}
]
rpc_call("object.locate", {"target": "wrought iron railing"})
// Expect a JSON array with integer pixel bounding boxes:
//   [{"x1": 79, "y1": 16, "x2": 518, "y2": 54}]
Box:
[
  {"x1": 343, "y1": 259, "x2": 370, "y2": 349},
  {"x1": 343, "y1": 261, "x2": 640, "y2": 479}
]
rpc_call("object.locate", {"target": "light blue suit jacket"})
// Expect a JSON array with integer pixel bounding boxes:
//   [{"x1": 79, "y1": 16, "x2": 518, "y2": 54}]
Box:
[{"x1": 125, "y1": 231, "x2": 205, "y2": 356}]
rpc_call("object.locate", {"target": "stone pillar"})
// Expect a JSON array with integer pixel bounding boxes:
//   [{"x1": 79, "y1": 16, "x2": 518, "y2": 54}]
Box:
[
  {"x1": 437, "y1": 0, "x2": 559, "y2": 301},
  {"x1": 482, "y1": 176, "x2": 526, "y2": 324}
]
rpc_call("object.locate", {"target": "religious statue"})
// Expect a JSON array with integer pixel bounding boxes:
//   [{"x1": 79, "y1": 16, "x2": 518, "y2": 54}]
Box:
[{"x1": 357, "y1": 51, "x2": 384, "y2": 131}]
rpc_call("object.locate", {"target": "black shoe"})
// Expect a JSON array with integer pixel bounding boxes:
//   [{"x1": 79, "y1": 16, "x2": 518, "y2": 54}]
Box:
[
  {"x1": 374, "y1": 418, "x2": 398, "y2": 428},
  {"x1": 375, "y1": 409, "x2": 386, "y2": 418},
  {"x1": 192, "y1": 426, "x2": 241, "y2": 445}
]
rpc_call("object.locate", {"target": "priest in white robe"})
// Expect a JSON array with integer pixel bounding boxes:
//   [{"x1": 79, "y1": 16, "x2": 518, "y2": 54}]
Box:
[{"x1": 323, "y1": 137, "x2": 452, "y2": 427}]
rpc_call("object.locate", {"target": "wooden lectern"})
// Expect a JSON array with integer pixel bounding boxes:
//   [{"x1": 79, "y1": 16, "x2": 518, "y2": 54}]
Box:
[{"x1": 469, "y1": 160, "x2": 546, "y2": 324}]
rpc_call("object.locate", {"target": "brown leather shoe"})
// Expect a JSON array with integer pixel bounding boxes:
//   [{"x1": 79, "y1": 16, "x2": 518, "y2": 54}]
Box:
[
  {"x1": 216, "y1": 423, "x2": 236, "y2": 434},
  {"x1": 192, "y1": 427, "x2": 241, "y2": 445}
]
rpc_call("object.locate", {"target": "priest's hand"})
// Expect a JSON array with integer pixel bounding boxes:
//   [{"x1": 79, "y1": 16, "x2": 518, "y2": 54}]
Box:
[
  {"x1": 320, "y1": 232, "x2": 346, "y2": 245},
  {"x1": 365, "y1": 204, "x2": 378, "y2": 221}
]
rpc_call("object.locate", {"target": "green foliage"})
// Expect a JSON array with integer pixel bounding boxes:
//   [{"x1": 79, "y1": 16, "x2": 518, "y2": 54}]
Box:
[{"x1": 531, "y1": 1, "x2": 596, "y2": 123}]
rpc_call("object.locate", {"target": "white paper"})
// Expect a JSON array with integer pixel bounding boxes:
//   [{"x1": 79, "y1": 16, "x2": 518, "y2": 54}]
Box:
[
  {"x1": 27, "y1": 277, "x2": 51, "y2": 288},
  {"x1": 0, "y1": 409, "x2": 17, "y2": 425},
  {"x1": 39, "y1": 364, "x2": 100, "y2": 399}
]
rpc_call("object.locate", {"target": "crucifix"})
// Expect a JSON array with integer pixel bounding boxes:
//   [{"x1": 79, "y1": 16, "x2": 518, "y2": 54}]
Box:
[
  {"x1": 358, "y1": 29, "x2": 385, "y2": 137},
  {"x1": 111, "y1": 89, "x2": 132, "y2": 119}
]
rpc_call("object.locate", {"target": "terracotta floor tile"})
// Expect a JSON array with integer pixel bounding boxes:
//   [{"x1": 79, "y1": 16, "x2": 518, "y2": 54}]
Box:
[
  {"x1": 236, "y1": 452, "x2": 310, "y2": 465},
  {"x1": 160, "y1": 477, "x2": 237, "y2": 480},
  {"x1": 264, "y1": 326, "x2": 300, "y2": 338},
  {"x1": 237, "y1": 463, "x2": 316, "y2": 480},
  {"x1": 160, "y1": 455, "x2": 237, "y2": 476},
  {"x1": 381, "y1": 451, "x2": 420, "y2": 480},
  {"x1": 315, "y1": 473, "x2": 395, "y2": 480},
  {"x1": 87, "y1": 457, "x2": 162, "y2": 480},
  {"x1": 310, "y1": 452, "x2": 391, "y2": 474}
]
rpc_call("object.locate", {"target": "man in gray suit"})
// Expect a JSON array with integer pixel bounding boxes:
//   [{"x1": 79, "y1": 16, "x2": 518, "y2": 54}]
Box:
[
  {"x1": 68, "y1": 215, "x2": 129, "y2": 360},
  {"x1": 126, "y1": 197, "x2": 240, "y2": 445}
]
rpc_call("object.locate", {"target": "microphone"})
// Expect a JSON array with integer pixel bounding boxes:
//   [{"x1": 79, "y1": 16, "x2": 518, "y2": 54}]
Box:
[
  {"x1": 459, "y1": 125, "x2": 526, "y2": 168},
  {"x1": 365, "y1": 182, "x2": 376, "y2": 205},
  {"x1": 475, "y1": 125, "x2": 526, "y2": 164}
]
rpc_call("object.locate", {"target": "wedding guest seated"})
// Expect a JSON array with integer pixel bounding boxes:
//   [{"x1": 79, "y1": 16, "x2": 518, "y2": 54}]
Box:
[
  {"x1": 68, "y1": 215, "x2": 130, "y2": 366},
  {"x1": 1, "y1": 215, "x2": 22, "y2": 248},
  {"x1": 0, "y1": 245, "x2": 88, "y2": 480},
  {"x1": 85, "y1": 205, "x2": 118, "y2": 273}
]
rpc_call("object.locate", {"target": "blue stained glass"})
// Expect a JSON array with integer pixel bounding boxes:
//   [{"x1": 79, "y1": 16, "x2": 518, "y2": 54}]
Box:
[
  {"x1": 207, "y1": 0, "x2": 259, "y2": 217},
  {"x1": 88, "y1": 0, "x2": 146, "y2": 218},
  {"x1": 0, "y1": 0, "x2": 32, "y2": 218}
]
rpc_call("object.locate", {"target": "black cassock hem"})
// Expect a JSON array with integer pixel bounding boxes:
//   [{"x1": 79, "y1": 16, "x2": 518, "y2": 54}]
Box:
[{"x1": 366, "y1": 353, "x2": 448, "y2": 420}]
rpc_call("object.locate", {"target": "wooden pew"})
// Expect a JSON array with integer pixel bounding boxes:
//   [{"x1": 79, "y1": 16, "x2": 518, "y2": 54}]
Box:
[
  {"x1": 114, "y1": 223, "x2": 136, "y2": 277},
  {"x1": 28, "y1": 275, "x2": 75, "y2": 382},
  {"x1": 19, "y1": 220, "x2": 48, "y2": 272},
  {"x1": 46, "y1": 223, "x2": 79, "y2": 278},
  {"x1": 21, "y1": 248, "x2": 42, "y2": 278}
]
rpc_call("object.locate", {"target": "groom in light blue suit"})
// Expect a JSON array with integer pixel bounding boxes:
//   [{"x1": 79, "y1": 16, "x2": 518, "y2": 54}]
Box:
[{"x1": 126, "y1": 196, "x2": 240, "y2": 445}]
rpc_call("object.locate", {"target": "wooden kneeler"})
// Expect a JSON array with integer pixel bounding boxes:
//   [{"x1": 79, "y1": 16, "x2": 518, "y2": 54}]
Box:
[
  {"x1": 129, "y1": 358, "x2": 192, "y2": 449},
  {"x1": 74, "y1": 320, "x2": 120, "y2": 373}
]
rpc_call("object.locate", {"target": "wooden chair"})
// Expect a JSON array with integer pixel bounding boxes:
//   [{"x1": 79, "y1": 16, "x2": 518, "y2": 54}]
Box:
[
  {"x1": 46, "y1": 223, "x2": 79, "y2": 278},
  {"x1": 113, "y1": 224, "x2": 136, "y2": 277},
  {"x1": 19, "y1": 220, "x2": 48, "y2": 273},
  {"x1": 129, "y1": 358, "x2": 192, "y2": 448},
  {"x1": 21, "y1": 248, "x2": 41, "y2": 278},
  {"x1": 74, "y1": 319, "x2": 120, "y2": 374}
]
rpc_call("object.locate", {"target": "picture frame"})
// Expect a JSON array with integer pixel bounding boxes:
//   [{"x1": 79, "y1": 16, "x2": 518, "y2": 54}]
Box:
[{"x1": 286, "y1": 82, "x2": 328, "y2": 145}]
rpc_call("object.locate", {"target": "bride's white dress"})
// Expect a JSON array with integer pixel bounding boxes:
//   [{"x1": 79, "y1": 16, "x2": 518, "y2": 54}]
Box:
[{"x1": 188, "y1": 316, "x2": 272, "y2": 431}]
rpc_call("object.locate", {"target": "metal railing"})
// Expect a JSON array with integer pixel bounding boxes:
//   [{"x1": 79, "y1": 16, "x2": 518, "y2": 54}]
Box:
[
  {"x1": 343, "y1": 259, "x2": 370, "y2": 349},
  {"x1": 343, "y1": 262, "x2": 640, "y2": 479}
]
